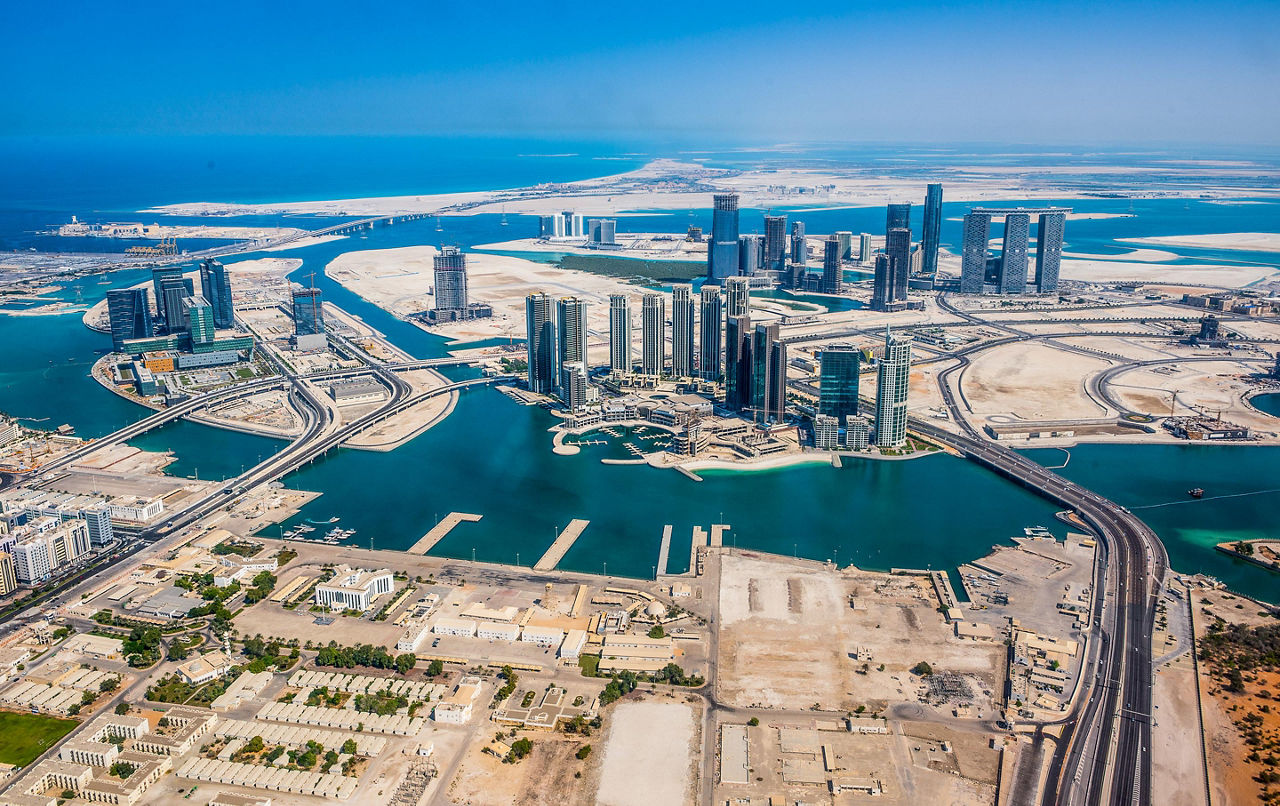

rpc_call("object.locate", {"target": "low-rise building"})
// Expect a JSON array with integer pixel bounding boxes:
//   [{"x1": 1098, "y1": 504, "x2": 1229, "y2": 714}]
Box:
[
  {"x1": 432, "y1": 617, "x2": 477, "y2": 637},
  {"x1": 176, "y1": 650, "x2": 233, "y2": 686},
  {"x1": 519, "y1": 625, "x2": 564, "y2": 647},
  {"x1": 312, "y1": 566, "x2": 393, "y2": 612},
  {"x1": 597, "y1": 634, "x2": 676, "y2": 673}
]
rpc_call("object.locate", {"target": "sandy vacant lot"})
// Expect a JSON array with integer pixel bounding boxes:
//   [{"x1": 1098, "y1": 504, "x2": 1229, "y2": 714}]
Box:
[
  {"x1": 1059, "y1": 257, "x2": 1277, "y2": 286},
  {"x1": 963, "y1": 342, "x2": 1111, "y2": 421},
  {"x1": 597, "y1": 701, "x2": 696, "y2": 806},
  {"x1": 1121, "y1": 232, "x2": 1280, "y2": 253}
]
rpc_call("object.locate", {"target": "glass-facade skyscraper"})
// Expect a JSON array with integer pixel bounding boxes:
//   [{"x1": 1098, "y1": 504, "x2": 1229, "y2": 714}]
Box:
[
  {"x1": 706, "y1": 193, "x2": 740, "y2": 283},
  {"x1": 922, "y1": 184, "x2": 942, "y2": 276},
  {"x1": 998, "y1": 213, "x2": 1030, "y2": 294},
  {"x1": 874, "y1": 331, "x2": 912, "y2": 448},
  {"x1": 525, "y1": 292, "x2": 556, "y2": 394},
  {"x1": 750, "y1": 323, "x2": 785, "y2": 424},
  {"x1": 641, "y1": 293, "x2": 665, "y2": 377},
  {"x1": 105, "y1": 288, "x2": 153, "y2": 351},
  {"x1": 698, "y1": 285, "x2": 722, "y2": 380},
  {"x1": 199, "y1": 259, "x2": 235, "y2": 329},
  {"x1": 790, "y1": 220, "x2": 806, "y2": 265},
  {"x1": 764, "y1": 215, "x2": 788, "y2": 272},
  {"x1": 818, "y1": 345, "x2": 860, "y2": 421},
  {"x1": 671, "y1": 284, "x2": 695, "y2": 378},
  {"x1": 724, "y1": 315, "x2": 752, "y2": 411},
  {"x1": 821, "y1": 235, "x2": 842, "y2": 294},
  {"x1": 292, "y1": 288, "x2": 325, "y2": 336},
  {"x1": 886, "y1": 203, "x2": 911, "y2": 235},
  {"x1": 608, "y1": 294, "x2": 632, "y2": 373},
  {"x1": 556, "y1": 296, "x2": 587, "y2": 394}
]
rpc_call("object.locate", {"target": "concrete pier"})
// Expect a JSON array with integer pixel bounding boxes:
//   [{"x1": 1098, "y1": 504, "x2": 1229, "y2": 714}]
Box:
[
  {"x1": 710, "y1": 523, "x2": 730, "y2": 548},
  {"x1": 689, "y1": 526, "x2": 709, "y2": 574},
  {"x1": 408, "y1": 512, "x2": 482, "y2": 555},
  {"x1": 534, "y1": 519, "x2": 590, "y2": 571},
  {"x1": 656, "y1": 525, "x2": 673, "y2": 577}
]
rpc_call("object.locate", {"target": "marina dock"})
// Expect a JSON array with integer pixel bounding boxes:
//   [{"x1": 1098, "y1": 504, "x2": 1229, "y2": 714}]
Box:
[
  {"x1": 710, "y1": 523, "x2": 730, "y2": 548},
  {"x1": 656, "y1": 525, "x2": 673, "y2": 577},
  {"x1": 408, "y1": 512, "x2": 483, "y2": 555},
  {"x1": 534, "y1": 519, "x2": 590, "y2": 570}
]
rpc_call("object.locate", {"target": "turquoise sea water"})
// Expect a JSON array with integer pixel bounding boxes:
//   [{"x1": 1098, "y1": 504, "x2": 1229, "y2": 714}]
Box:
[
  {"x1": 1251, "y1": 392, "x2": 1280, "y2": 418},
  {"x1": 1, "y1": 139, "x2": 1278, "y2": 597}
]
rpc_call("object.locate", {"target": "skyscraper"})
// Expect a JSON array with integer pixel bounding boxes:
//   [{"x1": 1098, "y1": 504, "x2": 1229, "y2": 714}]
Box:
[
  {"x1": 671, "y1": 285, "x2": 695, "y2": 378},
  {"x1": 922, "y1": 184, "x2": 943, "y2": 276},
  {"x1": 871, "y1": 255, "x2": 893, "y2": 312},
  {"x1": 836, "y1": 231, "x2": 853, "y2": 261},
  {"x1": 998, "y1": 213, "x2": 1030, "y2": 294},
  {"x1": 886, "y1": 227, "x2": 912, "y2": 302},
  {"x1": 292, "y1": 288, "x2": 325, "y2": 336},
  {"x1": 160, "y1": 275, "x2": 190, "y2": 333},
  {"x1": 433, "y1": 247, "x2": 469, "y2": 311},
  {"x1": 821, "y1": 235, "x2": 842, "y2": 294},
  {"x1": 1034, "y1": 212, "x2": 1065, "y2": 293},
  {"x1": 738, "y1": 235, "x2": 762, "y2": 276},
  {"x1": 539, "y1": 215, "x2": 558, "y2": 239},
  {"x1": 886, "y1": 203, "x2": 911, "y2": 235},
  {"x1": 724, "y1": 277, "x2": 750, "y2": 319},
  {"x1": 608, "y1": 294, "x2": 632, "y2": 373},
  {"x1": 105, "y1": 288, "x2": 153, "y2": 351},
  {"x1": 182, "y1": 296, "x2": 216, "y2": 348},
  {"x1": 151, "y1": 266, "x2": 183, "y2": 320},
  {"x1": 819, "y1": 345, "x2": 860, "y2": 421},
  {"x1": 859, "y1": 233, "x2": 872, "y2": 265},
  {"x1": 199, "y1": 259, "x2": 235, "y2": 328},
  {"x1": 556, "y1": 297, "x2": 588, "y2": 394},
  {"x1": 960, "y1": 212, "x2": 992, "y2": 293},
  {"x1": 874, "y1": 331, "x2": 912, "y2": 448},
  {"x1": 764, "y1": 215, "x2": 788, "y2": 272},
  {"x1": 641, "y1": 294, "x2": 665, "y2": 376},
  {"x1": 750, "y1": 323, "x2": 786, "y2": 424},
  {"x1": 525, "y1": 293, "x2": 556, "y2": 394},
  {"x1": 790, "y1": 221, "x2": 806, "y2": 265},
  {"x1": 724, "y1": 315, "x2": 752, "y2": 411},
  {"x1": 707, "y1": 193, "x2": 741, "y2": 283},
  {"x1": 698, "y1": 285, "x2": 723, "y2": 380}
]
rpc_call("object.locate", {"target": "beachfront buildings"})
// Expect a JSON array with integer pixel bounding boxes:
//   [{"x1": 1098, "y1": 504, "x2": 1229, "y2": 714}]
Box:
[
  {"x1": 313, "y1": 566, "x2": 394, "y2": 613},
  {"x1": 608, "y1": 294, "x2": 632, "y2": 373},
  {"x1": 874, "y1": 331, "x2": 912, "y2": 448},
  {"x1": 960, "y1": 207, "x2": 1069, "y2": 295},
  {"x1": 750, "y1": 323, "x2": 786, "y2": 424},
  {"x1": 525, "y1": 292, "x2": 556, "y2": 394},
  {"x1": 641, "y1": 294, "x2": 665, "y2": 377},
  {"x1": 706, "y1": 193, "x2": 740, "y2": 282},
  {"x1": 557, "y1": 296, "x2": 588, "y2": 391},
  {"x1": 724, "y1": 315, "x2": 752, "y2": 411},
  {"x1": 671, "y1": 285, "x2": 695, "y2": 378},
  {"x1": 699, "y1": 285, "x2": 723, "y2": 380},
  {"x1": 921, "y1": 184, "x2": 943, "y2": 276},
  {"x1": 819, "y1": 345, "x2": 861, "y2": 422}
]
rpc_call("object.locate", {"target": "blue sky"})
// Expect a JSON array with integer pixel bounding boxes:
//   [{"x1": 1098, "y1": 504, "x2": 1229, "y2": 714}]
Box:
[{"x1": 4, "y1": 0, "x2": 1278, "y2": 144}]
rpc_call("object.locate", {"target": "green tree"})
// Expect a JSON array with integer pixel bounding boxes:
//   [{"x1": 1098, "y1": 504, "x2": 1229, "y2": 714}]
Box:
[
  {"x1": 341, "y1": 738, "x2": 357, "y2": 755},
  {"x1": 114, "y1": 703, "x2": 130, "y2": 715},
  {"x1": 648, "y1": 625, "x2": 665, "y2": 639},
  {"x1": 576, "y1": 744, "x2": 592, "y2": 760},
  {"x1": 426, "y1": 659, "x2": 444, "y2": 677},
  {"x1": 911, "y1": 661, "x2": 934, "y2": 677}
]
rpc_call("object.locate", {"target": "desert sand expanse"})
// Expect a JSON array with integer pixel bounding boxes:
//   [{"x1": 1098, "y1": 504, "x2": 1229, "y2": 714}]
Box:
[
  {"x1": 1062, "y1": 247, "x2": 1182, "y2": 262},
  {"x1": 325, "y1": 244, "x2": 684, "y2": 348},
  {"x1": 1059, "y1": 257, "x2": 1277, "y2": 286},
  {"x1": 963, "y1": 342, "x2": 1112, "y2": 421},
  {"x1": 141, "y1": 158, "x2": 1280, "y2": 220},
  {"x1": 596, "y1": 701, "x2": 696, "y2": 806},
  {"x1": 1120, "y1": 232, "x2": 1280, "y2": 252}
]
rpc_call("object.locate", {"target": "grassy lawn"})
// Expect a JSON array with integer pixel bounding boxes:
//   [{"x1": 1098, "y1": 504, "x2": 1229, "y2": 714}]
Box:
[{"x1": 0, "y1": 712, "x2": 78, "y2": 766}]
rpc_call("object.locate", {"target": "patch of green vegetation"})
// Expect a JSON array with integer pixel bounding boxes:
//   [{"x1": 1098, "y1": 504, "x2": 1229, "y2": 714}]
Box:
[
  {"x1": 557, "y1": 254, "x2": 703, "y2": 283},
  {"x1": 352, "y1": 691, "x2": 409, "y2": 716},
  {"x1": 0, "y1": 712, "x2": 78, "y2": 766},
  {"x1": 212, "y1": 540, "x2": 262, "y2": 558},
  {"x1": 577, "y1": 654, "x2": 600, "y2": 677}
]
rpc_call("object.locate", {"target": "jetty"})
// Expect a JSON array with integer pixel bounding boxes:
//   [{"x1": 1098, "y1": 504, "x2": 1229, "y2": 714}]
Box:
[
  {"x1": 408, "y1": 512, "x2": 483, "y2": 555},
  {"x1": 534, "y1": 519, "x2": 591, "y2": 570},
  {"x1": 689, "y1": 526, "x2": 709, "y2": 574},
  {"x1": 710, "y1": 523, "x2": 731, "y2": 548},
  {"x1": 656, "y1": 525, "x2": 673, "y2": 577}
]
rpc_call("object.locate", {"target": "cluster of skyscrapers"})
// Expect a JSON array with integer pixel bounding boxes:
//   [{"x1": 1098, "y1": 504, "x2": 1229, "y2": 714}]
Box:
[
  {"x1": 525, "y1": 293, "x2": 591, "y2": 411},
  {"x1": 105, "y1": 259, "x2": 254, "y2": 365},
  {"x1": 811, "y1": 331, "x2": 913, "y2": 450},
  {"x1": 870, "y1": 184, "x2": 943, "y2": 312},
  {"x1": 537, "y1": 212, "x2": 617, "y2": 246},
  {"x1": 960, "y1": 207, "x2": 1068, "y2": 295},
  {"x1": 704, "y1": 195, "x2": 843, "y2": 295}
]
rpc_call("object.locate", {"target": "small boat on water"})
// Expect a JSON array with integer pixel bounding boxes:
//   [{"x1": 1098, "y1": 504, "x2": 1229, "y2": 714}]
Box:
[{"x1": 1188, "y1": 488, "x2": 1204, "y2": 498}]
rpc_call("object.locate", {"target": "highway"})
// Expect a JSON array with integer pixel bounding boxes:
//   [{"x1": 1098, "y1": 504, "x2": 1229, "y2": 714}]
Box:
[{"x1": 921, "y1": 336, "x2": 1165, "y2": 805}]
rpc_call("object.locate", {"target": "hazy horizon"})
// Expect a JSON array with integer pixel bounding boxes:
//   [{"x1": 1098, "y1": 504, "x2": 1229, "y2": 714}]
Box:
[{"x1": 6, "y1": 0, "x2": 1278, "y2": 146}]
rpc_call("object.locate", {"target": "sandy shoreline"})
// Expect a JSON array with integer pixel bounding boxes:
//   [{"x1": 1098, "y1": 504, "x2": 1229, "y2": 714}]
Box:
[{"x1": 1119, "y1": 232, "x2": 1280, "y2": 253}]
